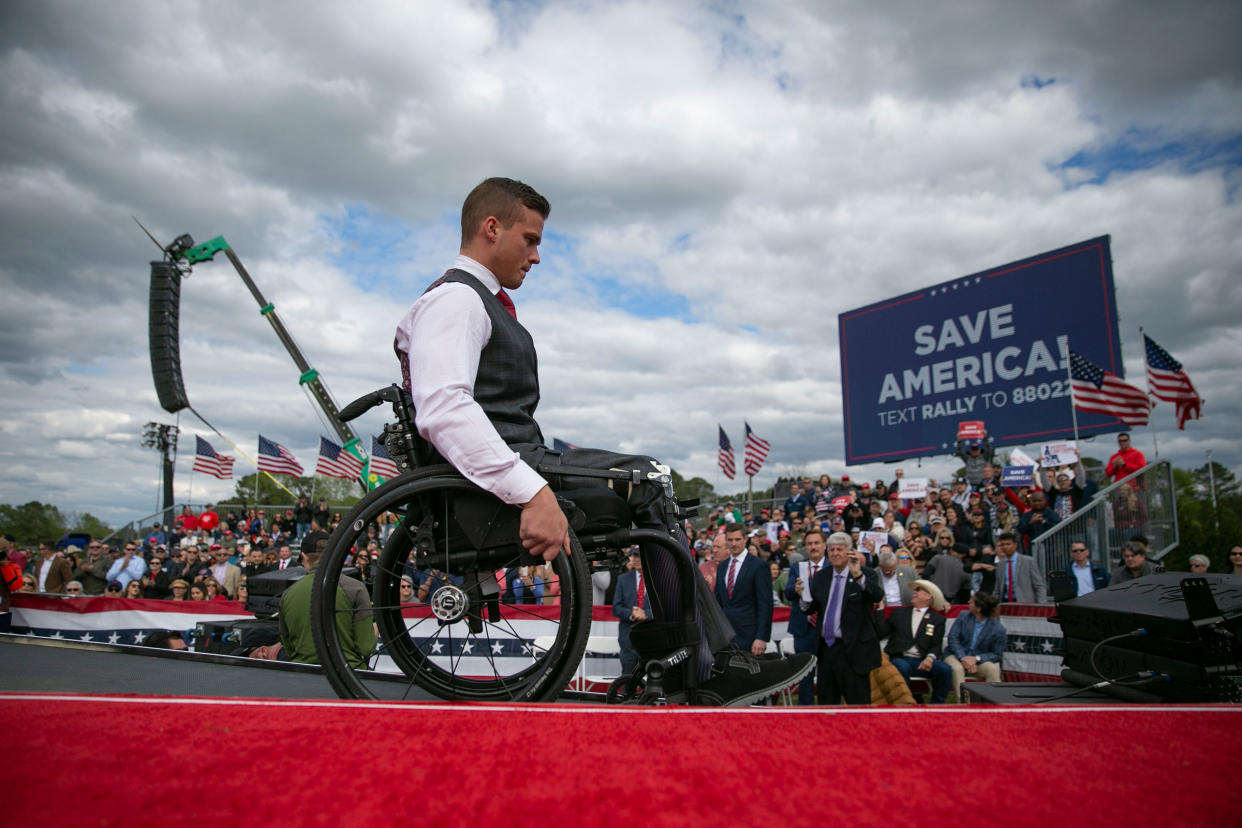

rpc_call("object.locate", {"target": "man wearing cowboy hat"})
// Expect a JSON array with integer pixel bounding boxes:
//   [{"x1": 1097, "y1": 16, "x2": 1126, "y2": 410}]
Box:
[{"x1": 876, "y1": 578, "x2": 952, "y2": 703}]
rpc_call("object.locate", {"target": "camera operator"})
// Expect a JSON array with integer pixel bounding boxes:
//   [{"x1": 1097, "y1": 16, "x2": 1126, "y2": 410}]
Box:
[{"x1": 277, "y1": 531, "x2": 376, "y2": 669}]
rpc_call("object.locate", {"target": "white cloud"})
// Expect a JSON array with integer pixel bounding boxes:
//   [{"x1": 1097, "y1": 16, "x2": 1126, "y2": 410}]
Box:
[{"x1": 1, "y1": 0, "x2": 1239, "y2": 525}]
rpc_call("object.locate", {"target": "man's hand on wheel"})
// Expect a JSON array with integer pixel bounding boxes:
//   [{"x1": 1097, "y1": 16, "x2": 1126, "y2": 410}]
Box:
[{"x1": 520, "y1": 486, "x2": 570, "y2": 562}]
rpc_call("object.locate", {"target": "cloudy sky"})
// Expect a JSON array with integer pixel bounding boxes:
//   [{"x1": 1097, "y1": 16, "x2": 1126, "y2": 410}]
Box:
[{"x1": 2, "y1": 1, "x2": 1240, "y2": 525}]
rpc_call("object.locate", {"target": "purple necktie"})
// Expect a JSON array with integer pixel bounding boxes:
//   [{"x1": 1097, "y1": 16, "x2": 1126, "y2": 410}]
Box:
[{"x1": 823, "y1": 573, "x2": 844, "y2": 647}]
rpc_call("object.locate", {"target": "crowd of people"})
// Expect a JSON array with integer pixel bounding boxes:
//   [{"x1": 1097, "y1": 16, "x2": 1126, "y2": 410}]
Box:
[{"x1": 3, "y1": 430, "x2": 1239, "y2": 703}]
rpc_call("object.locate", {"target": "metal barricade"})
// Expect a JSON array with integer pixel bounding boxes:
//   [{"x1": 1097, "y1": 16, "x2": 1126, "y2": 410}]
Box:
[{"x1": 1032, "y1": 461, "x2": 1178, "y2": 597}]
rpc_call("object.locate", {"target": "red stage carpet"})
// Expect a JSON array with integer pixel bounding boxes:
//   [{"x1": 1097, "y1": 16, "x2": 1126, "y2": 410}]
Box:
[{"x1": 8, "y1": 694, "x2": 1241, "y2": 827}]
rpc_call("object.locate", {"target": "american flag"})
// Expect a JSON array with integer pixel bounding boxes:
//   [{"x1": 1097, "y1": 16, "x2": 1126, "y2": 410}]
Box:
[
  {"x1": 1144, "y1": 334, "x2": 1202, "y2": 430},
  {"x1": 369, "y1": 435, "x2": 401, "y2": 479},
  {"x1": 717, "y1": 425, "x2": 735, "y2": 480},
  {"x1": 257, "y1": 435, "x2": 304, "y2": 477},
  {"x1": 1069, "y1": 351, "x2": 1151, "y2": 426},
  {"x1": 192, "y1": 436, "x2": 234, "y2": 480},
  {"x1": 552, "y1": 438, "x2": 580, "y2": 452},
  {"x1": 314, "y1": 436, "x2": 364, "y2": 481},
  {"x1": 743, "y1": 421, "x2": 770, "y2": 477}
]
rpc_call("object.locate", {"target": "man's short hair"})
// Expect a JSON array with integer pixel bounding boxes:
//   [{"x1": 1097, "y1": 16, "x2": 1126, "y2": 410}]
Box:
[
  {"x1": 141, "y1": 630, "x2": 185, "y2": 649},
  {"x1": 878, "y1": 549, "x2": 897, "y2": 566},
  {"x1": 299, "y1": 531, "x2": 331, "y2": 559},
  {"x1": 827, "y1": 531, "x2": 852, "y2": 547},
  {"x1": 973, "y1": 591, "x2": 1000, "y2": 617},
  {"x1": 724, "y1": 523, "x2": 746, "y2": 537},
  {"x1": 803, "y1": 527, "x2": 826, "y2": 544},
  {"x1": 1122, "y1": 540, "x2": 1146, "y2": 558},
  {"x1": 460, "y1": 177, "x2": 550, "y2": 245},
  {"x1": 996, "y1": 531, "x2": 1016, "y2": 543}
]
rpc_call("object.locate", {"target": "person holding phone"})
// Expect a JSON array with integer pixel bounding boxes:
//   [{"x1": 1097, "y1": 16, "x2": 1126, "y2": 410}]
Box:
[{"x1": 799, "y1": 532, "x2": 883, "y2": 704}]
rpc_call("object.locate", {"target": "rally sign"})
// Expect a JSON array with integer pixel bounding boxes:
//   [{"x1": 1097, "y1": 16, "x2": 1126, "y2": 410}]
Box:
[
  {"x1": 1001, "y1": 465, "x2": 1036, "y2": 488},
  {"x1": 898, "y1": 477, "x2": 930, "y2": 500},
  {"x1": 957, "y1": 421, "x2": 986, "y2": 440},
  {"x1": 838, "y1": 237, "x2": 1123, "y2": 464},
  {"x1": 1009, "y1": 447, "x2": 1038, "y2": 468},
  {"x1": 1040, "y1": 441, "x2": 1078, "y2": 467}
]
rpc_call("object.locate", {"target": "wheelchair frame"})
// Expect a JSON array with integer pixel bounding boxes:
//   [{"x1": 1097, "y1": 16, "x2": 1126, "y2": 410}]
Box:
[{"x1": 309, "y1": 385, "x2": 702, "y2": 704}]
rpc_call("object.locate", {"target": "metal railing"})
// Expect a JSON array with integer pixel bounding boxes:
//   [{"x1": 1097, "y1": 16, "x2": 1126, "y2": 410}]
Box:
[{"x1": 1031, "y1": 460, "x2": 1178, "y2": 587}]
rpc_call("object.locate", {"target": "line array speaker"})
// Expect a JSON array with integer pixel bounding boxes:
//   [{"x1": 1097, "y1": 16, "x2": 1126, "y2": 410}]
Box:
[{"x1": 149, "y1": 260, "x2": 190, "y2": 413}]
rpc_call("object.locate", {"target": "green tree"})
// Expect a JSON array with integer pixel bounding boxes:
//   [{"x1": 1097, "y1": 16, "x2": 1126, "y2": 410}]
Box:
[
  {"x1": 229, "y1": 473, "x2": 363, "y2": 510},
  {"x1": 1169, "y1": 462, "x2": 1242, "y2": 571},
  {"x1": 670, "y1": 468, "x2": 715, "y2": 503},
  {"x1": 66, "y1": 511, "x2": 113, "y2": 539},
  {"x1": 0, "y1": 501, "x2": 67, "y2": 544}
]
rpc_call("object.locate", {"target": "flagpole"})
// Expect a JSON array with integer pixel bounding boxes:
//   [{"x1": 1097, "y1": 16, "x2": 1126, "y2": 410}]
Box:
[
  {"x1": 1140, "y1": 325, "x2": 1159, "y2": 458},
  {"x1": 1063, "y1": 334, "x2": 1079, "y2": 445}
]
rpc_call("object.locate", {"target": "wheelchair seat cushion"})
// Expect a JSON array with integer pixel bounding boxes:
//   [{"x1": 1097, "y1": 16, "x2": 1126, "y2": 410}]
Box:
[{"x1": 558, "y1": 487, "x2": 631, "y2": 532}]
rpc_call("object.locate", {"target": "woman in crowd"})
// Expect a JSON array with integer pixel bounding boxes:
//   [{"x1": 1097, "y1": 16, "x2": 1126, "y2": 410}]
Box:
[
  {"x1": 895, "y1": 549, "x2": 918, "y2": 572},
  {"x1": 123, "y1": 580, "x2": 143, "y2": 599},
  {"x1": 945, "y1": 507, "x2": 970, "y2": 544},
  {"x1": 1224, "y1": 545, "x2": 1242, "y2": 575},
  {"x1": 236, "y1": 579, "x2": 248, "y2": 604},
  {"x1": 815, "y1": 474, "x2": 834, "y2": 500},
  {"x1": 203, "y1": 578, "x2": 228, "y2": 601},
  {"x1": 993, "y1": 501, "x2": 1017, "y2": 534},
  {"x1": 169, "y1": 579, "x2": 189, "y2": 601},
  {"x1": 352, "y1": 549, "x2": 373, "y2": 593},
  {"x1": 541, "y1": 563, "x2": 561, "y2": 606},
  {"x1": 770, "y1": 561, "x2": 789, "y2": 606},
  {"x1": 188, "y1": 584, "x2": 207, "y2": 601},
  {"x1": 20, "y1": 573, "x2": 37, "y2": 592}
]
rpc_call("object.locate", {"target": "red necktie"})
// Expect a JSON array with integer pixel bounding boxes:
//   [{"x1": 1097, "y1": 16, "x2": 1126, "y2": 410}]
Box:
[
  {"x1": 726, "y1": 558, "x2": 738, "y2": 597},
  {"x1": 635, "y1": 573, "x2": 645, "y2": 611},
  {"x1": 1007, "y1": 558, "x2": 1015, "y2": 601},
  {"x1": 497, "y1": 289, "x2": 517, "y2": 319}
]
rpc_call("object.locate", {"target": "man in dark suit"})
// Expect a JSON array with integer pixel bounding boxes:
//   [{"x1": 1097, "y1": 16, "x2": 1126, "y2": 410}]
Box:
[
  {"x1": 800, "y1": 531, "x2": 883, "y2": 704},
  {"x1": 612, "y1": 551, "x2": 652, "y2": 676},
  {"x1": 877, "y1": 579, "x2": 952, "y2": 703},
  {"x1": 785, "y1": 528, "x2": 829, "y2": 704},
  {"x1": 714, "y1": 524, "x2": 773, "y2": 656}
]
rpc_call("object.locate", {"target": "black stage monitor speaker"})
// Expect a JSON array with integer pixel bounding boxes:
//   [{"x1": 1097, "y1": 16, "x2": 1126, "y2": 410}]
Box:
[
  {"x1": 149, "y1": 260, "x2": 190, "y2": 413},
  {"x1": 245, "y1": 565, "x2": 307, "y2": 619},
  {"x1": 1052, "y1": 573, "x2": 1242, "y2": 702}
]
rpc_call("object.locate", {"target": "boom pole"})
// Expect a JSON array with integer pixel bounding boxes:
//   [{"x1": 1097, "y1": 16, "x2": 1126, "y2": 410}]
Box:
[{"x1": 174, "y1": 235, "x2": 368, "y2": 491}]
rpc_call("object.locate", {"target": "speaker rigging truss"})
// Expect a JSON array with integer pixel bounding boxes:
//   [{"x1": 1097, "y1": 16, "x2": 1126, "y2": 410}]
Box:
[{"x1": 145, "y1": 228, "x2": 368, "y2": 489}]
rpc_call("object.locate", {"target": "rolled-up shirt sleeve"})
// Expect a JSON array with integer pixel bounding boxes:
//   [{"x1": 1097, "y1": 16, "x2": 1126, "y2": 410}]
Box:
[{"x1": 395, "y1": 281, "x2": 547, "y2": 505}]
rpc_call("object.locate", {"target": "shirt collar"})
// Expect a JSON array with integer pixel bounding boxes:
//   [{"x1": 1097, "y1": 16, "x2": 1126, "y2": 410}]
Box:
[{"x1": 453, "y1": 255, "x2": 502, "y2": 294}]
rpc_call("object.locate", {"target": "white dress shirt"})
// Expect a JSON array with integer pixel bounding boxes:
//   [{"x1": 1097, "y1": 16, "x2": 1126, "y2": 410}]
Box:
[
  {"x1": 1071, "y1": 561, "x2": 1096, "y2": 596},
  {"x1": 903, "y1": 606, "x2": 929, "y2": 658},
  {"x1": 394, "y1": 255, "x2": 547, "y2": 506},
  {"x1": 880, "y1": 569, "x2": 904, "y2": 607}
]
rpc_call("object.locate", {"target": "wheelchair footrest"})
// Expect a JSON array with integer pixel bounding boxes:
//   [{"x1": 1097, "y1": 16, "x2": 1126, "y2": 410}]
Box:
[{"x1": 630, "y1": 620, "x2": 698, "y2": 657}]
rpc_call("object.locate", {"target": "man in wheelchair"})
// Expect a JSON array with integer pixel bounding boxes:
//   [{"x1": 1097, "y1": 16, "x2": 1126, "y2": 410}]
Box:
[{"x1": 387, "y1": 177, "x2": 814, "y2": 705}]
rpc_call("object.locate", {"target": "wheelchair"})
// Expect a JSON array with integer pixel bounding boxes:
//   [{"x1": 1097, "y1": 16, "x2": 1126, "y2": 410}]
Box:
[{"x1": 310, "y1": 384, "x2": 703, "y2": 704}]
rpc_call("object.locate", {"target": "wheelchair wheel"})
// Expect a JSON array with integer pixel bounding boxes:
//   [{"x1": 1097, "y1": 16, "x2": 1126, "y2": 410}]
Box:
[{"x1": 311, "y1": 467, "x2": 591, "y2": 703}]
